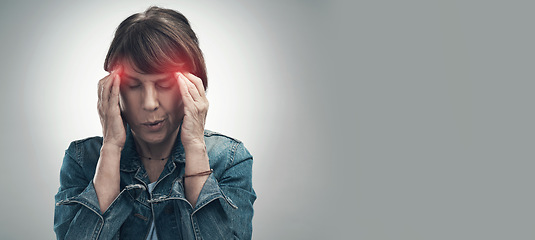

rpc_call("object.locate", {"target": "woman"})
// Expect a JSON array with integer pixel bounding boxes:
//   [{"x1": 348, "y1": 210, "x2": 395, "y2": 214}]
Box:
[{"x1": 54, "y1": 6, "x2": 256, "y2": 240}]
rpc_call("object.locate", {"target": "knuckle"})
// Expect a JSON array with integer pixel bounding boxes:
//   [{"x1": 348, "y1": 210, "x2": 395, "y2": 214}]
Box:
[{"x1": 98, "y1": 77, "x2": 107, "y2": 86}]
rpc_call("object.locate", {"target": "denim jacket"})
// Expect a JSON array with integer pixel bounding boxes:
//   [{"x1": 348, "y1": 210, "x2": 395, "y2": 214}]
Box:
[{"x1": 54, "y1": 127, "x2": 256, "y2": 239}]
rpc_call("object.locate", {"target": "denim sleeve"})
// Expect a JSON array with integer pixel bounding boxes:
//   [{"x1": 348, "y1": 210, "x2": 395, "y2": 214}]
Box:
[
  {"x1": 193, "y1": 141, "x2": 257, "y2": 239},
  {"x1": 54, "y1": 141, "x2": 141, "y2": 240}
]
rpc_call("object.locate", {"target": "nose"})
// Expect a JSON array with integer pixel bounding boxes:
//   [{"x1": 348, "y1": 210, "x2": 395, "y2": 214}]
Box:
[{"x1": 142, "y1": 86, "x2": 159, "y2": 111}]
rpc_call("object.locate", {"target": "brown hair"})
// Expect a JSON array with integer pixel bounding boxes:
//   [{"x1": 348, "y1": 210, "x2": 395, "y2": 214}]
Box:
[{"x1": 104, "y1": 6, "x2": 208, "y2": 89}]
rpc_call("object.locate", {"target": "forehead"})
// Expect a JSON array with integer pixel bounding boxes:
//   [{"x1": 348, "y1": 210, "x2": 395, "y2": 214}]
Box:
[{"x1": 121, "y1": 60, "x2": 174, "y2": 82}]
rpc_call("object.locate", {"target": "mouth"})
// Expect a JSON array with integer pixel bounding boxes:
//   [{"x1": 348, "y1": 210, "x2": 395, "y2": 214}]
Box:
[
  {"x1": 142, "y1": 119, "x2": 164, "y2": 126},
  {"x1": 141, "y1": 119, "x2": 165, "y2": 130}
]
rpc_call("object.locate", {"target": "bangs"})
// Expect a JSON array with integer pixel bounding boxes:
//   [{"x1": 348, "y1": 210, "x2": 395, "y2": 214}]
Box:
[{"x1": 114, "y1": 21, "x2": 188, "y2": 74}]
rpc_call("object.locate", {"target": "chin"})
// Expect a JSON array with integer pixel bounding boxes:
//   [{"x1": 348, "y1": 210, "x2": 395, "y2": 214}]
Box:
[
  {"x1": 140, "y1": 133, "x2": 168, "y2": 144},
  {"x1": 131, "y1": 128, "x2": 168, "y2": 145}
]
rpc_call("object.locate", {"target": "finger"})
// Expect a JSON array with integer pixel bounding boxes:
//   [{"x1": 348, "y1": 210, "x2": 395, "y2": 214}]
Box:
[
  {"x1": 183, "y1": 72, "x2": 206, "y2": 98},
  {"x1": 98, "y1": 78, "x2": 109, "y2": 110},
  {"x1": 104, "y1": 68, "x2": 120, "y2": 102},
  {"x1": 98, "y1": 76, "x2": 108, "y2": 101},
  {"x1": 176, "y1": 72, "x2": 194, "y2": 106},
  {"x1": 180, "y1": 73, "x2": 202, "y2": 101},
  {"x1": 101, "y1": 72, "x2": 115, "y2": 103},
  {"x1": 98, "y1": 82, "x2": 103, "y2": 101},
  {"x1": 110, "y1": 72, "x2": 120, "y2": 106}
]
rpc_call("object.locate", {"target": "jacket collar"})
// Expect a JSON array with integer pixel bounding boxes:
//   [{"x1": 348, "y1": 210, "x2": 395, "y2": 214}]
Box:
[{"x1": 120, "y1": 124, "x2": 186, "y2": 172}]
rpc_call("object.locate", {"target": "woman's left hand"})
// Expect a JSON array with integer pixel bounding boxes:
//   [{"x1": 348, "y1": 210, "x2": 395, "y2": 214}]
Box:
[
  {"x1": 176, "y1": 72, "x2": 211, "y2": 206},
  {"x1": 176, "y1": 72, "x2": 209, "y2": 150}
]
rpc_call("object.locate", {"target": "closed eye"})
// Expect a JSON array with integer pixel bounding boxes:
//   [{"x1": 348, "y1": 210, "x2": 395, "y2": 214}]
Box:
[
  {"x1": 127, "y1": 82, "x2": 141, "y2": 89},
  {"x1": 123, "y1": 78, "x2": 141, "y2": 88},
  {"x1": 157, "y1": 79, "x2": 175, "y2": 89}
]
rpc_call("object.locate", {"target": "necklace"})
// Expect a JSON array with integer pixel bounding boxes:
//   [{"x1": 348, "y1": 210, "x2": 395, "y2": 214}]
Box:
[{"x1": 139, "y1": 155, "x2": 169, "y2": 161}]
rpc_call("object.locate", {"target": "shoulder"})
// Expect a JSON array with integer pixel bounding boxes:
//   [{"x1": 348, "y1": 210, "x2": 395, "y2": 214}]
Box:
[
  {"x1": 203, "y1": 130, "x2": 244, "y2": 151},
  {"x1": 59, "y1": 136, "x2": 103, "y2": 183},
  {"x1": 64, "y1": 136, "x2": 103, "y2": 166},
  {"x1": 203, "y1": 130, "x2": 252, "y2": 167},
  {"x1": 204, "y1": 129, "x2": 242, "y2": 143}
]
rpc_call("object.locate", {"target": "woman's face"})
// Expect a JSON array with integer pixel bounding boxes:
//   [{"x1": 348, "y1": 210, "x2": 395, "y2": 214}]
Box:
[{"x1": 118, "y1": 61, "x2": 183, "y2": 145}]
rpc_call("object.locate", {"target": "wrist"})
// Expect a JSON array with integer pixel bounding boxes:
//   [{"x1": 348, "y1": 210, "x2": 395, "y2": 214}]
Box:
[
  {"x1": 100, "y1": 143, "x2": 123, "y2": 155},
  {"x1": 184, "y1": 143, "x2": 210, "y2": 174},
  {"x1": 183, "y1": 141, "x2": 206, "y2": 153}
]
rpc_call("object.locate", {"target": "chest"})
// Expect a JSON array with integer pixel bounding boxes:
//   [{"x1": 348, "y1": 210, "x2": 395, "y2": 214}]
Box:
[{"x1": 143, "y1": 160, "x2": 168, "y2": 183}]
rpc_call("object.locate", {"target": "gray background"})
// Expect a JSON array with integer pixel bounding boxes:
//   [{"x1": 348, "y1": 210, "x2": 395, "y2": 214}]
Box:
[{"x1": 1, "y1": 0, "x2": 534, "y2": 239}]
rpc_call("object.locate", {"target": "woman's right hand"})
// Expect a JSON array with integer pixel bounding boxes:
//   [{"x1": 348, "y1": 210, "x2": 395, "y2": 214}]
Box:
[
  {"x1": 97, "y1": 66, "x2": 126, "y2": 149},
  {"x1": 95, "y1": 66, "x2": 124, "y2": 213}
]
